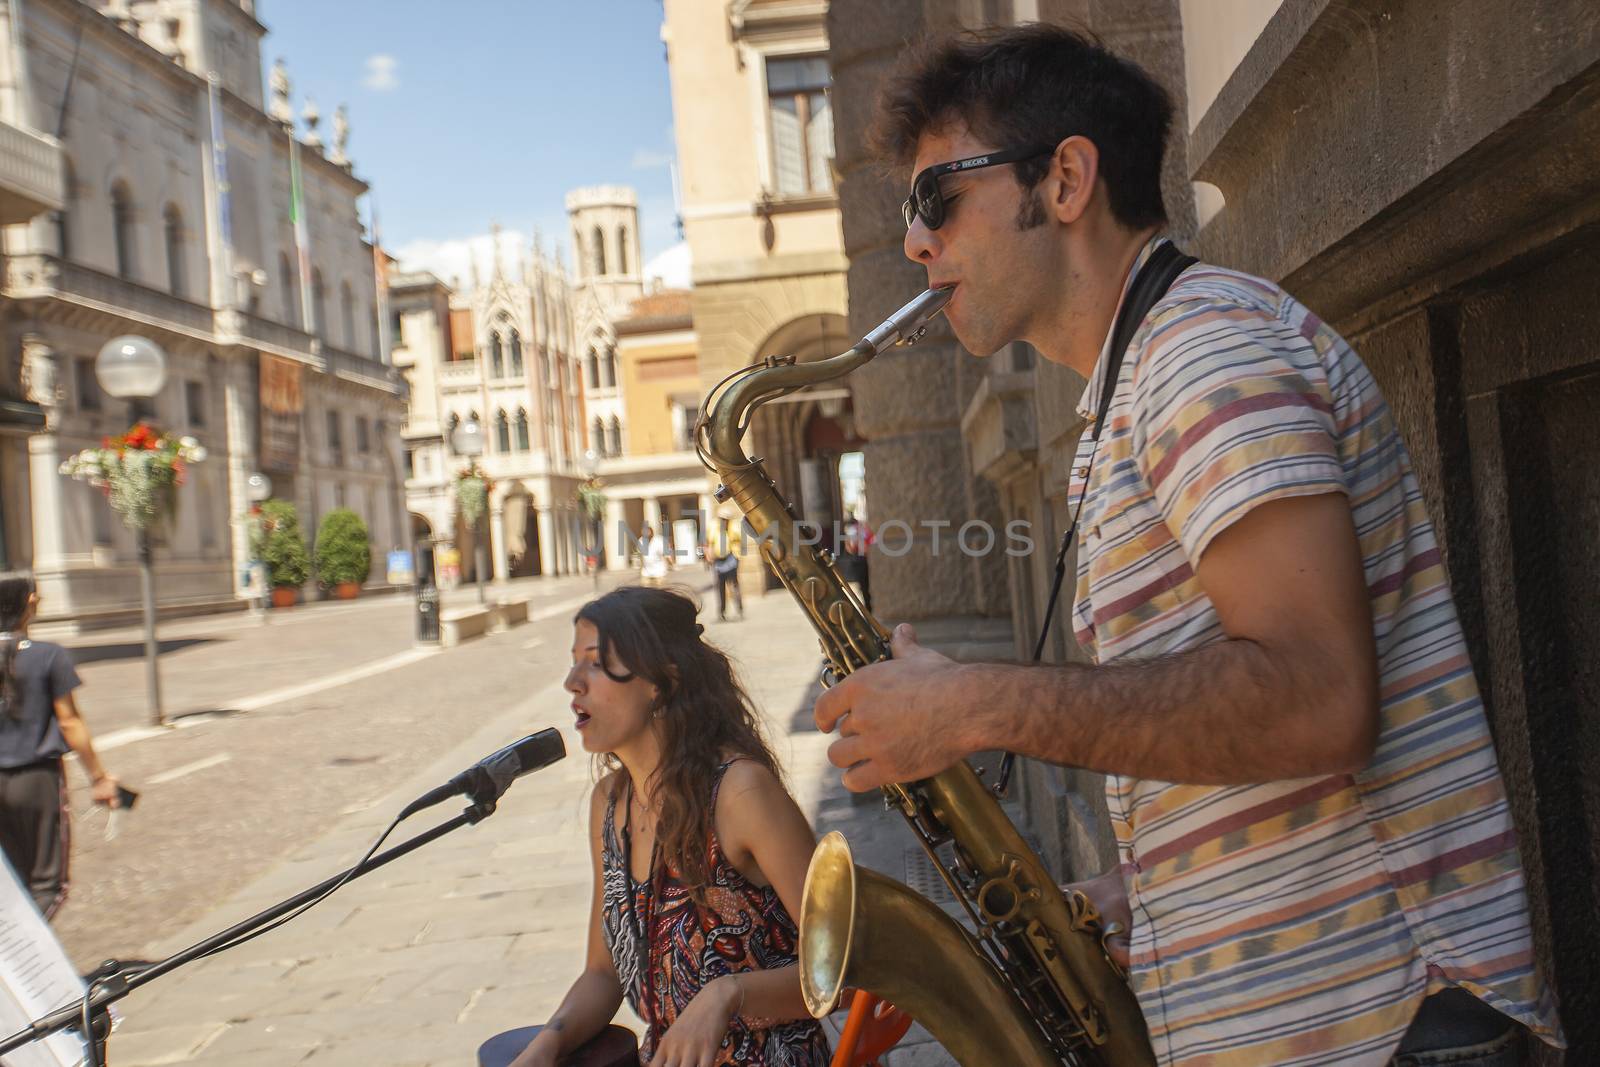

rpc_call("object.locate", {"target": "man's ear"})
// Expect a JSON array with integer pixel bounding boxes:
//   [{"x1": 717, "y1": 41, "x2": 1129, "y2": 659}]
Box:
[{"x1": 1048, "y1": 135, "x2": 1100, "y2": 225}]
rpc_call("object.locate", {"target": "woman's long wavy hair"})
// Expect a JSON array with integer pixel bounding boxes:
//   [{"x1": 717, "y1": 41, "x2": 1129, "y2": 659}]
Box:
[
  {"x1": 576, "y1": 585, "x2": 780, "y2": 891},
  {"x1": 0, "y1": 570, "x2": 37, "y2": 720}
]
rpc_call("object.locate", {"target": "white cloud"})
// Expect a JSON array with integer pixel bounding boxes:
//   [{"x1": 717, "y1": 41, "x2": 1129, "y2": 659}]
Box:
[
  {"x1": 394, "y1": 223, "x2": 573, "y2": 289},
  {"x1": 362, "y1": 54, "x2": 399, "y2": 92},
  {"x1": 631, "y1": 147, "x2": 673, "y2": 170},
  {"x1": 644, "y1": 241, "x2": 691, "y2": 290}
]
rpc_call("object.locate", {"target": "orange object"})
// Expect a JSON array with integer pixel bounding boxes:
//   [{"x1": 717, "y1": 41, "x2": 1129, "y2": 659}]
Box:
[{"x1": 831, "y1": 990, "x2": 913, "y2": 1067}]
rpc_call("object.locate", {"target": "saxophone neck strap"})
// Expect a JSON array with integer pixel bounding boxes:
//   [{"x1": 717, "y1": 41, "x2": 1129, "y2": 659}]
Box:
[
  {"x1": 1029, "y1": 242, "x2": 1197, "y2": 663},
  {"x1": 997, "y1": 243, "x2": 1196, "y2": 796},
  {"x1": 1092, "y1": 240, "x2": 1198, "y2": 443}
]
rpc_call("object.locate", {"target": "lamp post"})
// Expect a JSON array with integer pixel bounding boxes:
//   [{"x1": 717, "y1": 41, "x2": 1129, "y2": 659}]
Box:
[
  {"x1": 451, "y1": 415, "x2": 488, "y2": 604},
  {"x1": 96, "y1": 335, "x2": 168, "y2": 726},
  {"x1": 245, "y1": 471, "x2": 272, "y2": 622},
  {"x1": 580, "y1": 449, "x2": 601, "y2": 592}
]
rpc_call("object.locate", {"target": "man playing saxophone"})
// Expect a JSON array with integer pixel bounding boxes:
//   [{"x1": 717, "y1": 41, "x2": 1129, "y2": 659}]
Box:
[{"x1": 814, "y1": 25, "x2": 1563, "y2": 1067}]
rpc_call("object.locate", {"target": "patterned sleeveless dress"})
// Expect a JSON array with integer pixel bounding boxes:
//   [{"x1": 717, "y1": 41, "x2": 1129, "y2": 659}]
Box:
[{"x1": 600, "y1": 760, "x2": 831, "y2": 1066}]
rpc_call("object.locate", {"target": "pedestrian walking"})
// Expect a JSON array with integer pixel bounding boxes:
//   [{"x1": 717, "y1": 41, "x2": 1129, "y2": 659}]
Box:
[
  {"x1": 508, "y1": 586, "x2": 829, "y2": 1067},
  {"x1": 639, "y1": 525, "x2": 669, "y2": 587},
  {"x1": 712, "y1": 519, "x2": 743, "y2": 622},
  {"x1": 0, "y1": 571, "x2": 120, "y2": 920}
]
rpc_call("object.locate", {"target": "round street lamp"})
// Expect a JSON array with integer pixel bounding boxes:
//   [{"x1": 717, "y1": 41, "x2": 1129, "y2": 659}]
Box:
[
  {"x1": 96, "y1": 335, "x2": 168, "y2": 400},
  {"x1": 95, "y1": 335, "x2": 169, "y2": 726},
  {"x1": 451, "y1": 415, "x2": 485, "y2": 460},
  {"x1": 451, "y1": 416, "x2": 489, "y2": 603},
  {"x1": 245, "y1": 471, "x2": 273, "y2": 504}
]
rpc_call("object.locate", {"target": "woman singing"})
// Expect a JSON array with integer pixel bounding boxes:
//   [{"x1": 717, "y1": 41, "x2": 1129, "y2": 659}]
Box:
[{"x1": 512, "y1": 586, "x2": 830, "y2": 1067}]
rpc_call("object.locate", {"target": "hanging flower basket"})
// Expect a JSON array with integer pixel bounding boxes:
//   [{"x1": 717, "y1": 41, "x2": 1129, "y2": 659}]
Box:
[
  {"x1": 455, "y1": 464, "x2": 492, "y2": 529},
  {"x1": 59, "y1": 423, "x2": 206, "y2": 531},
  {"x1": 575, "y1": 478, "x2": 606, "y2": 520}
]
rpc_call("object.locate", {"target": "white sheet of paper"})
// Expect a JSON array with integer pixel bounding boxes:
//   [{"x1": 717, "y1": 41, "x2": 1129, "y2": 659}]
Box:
[{"x1": 0, "y1": 857, "x2": 86, "y2": 1067}]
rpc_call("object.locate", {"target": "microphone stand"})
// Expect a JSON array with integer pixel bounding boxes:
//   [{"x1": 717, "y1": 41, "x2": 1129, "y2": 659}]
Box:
[{"x1": 0, "y1": 797, "x2": 500, "y2": 1060}]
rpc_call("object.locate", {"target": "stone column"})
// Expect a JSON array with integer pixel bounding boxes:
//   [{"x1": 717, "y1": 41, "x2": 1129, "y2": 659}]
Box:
[
  {"x1": 22, "y1": 337, "x2": 67, "y2": 579},
  {"x1": 490, "y1": 501, "x2": 509, "y2": 583},
  {"x1": 697, "y1": 492, "x2": 717, "y2": 542},
  {"x1": 829, "y1": 0, "x2": 1004, "y2": 620},
  {"x1": 535, "y1": 506, "x2": 557, "y2": 579},
  {"x1": 604, "y1": 496, "x2": 628, "y2": 571},
  {"x1": 643, "y1": 497, "x2": 662, "y2": 535}
]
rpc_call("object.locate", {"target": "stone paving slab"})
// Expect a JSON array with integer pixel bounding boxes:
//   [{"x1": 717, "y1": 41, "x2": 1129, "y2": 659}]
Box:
[{"x1": 88, "y1": 585, "x2": 958, "y2": 1066}]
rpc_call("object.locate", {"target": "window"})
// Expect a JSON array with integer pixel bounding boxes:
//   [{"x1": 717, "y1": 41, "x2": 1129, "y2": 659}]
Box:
[
  {"x1": 76, "y1": 358, "x2": 100, "y2": 412},
  {"x1": 489, "y1": 333, "x2": 504, "y2": 378},
  {"x1": 591, "y1": 416, "x2": 606, "y2": 458},
  {"x1": 508, "y1": 329, "x2": 523, "y2": 375},
  {"x1": 356, "y1": 416, "x2": 370, "y2": 453},
  {"x1": 164, "y1": 204, "x2": 185, "y2": 297},
  {"x1": 766, "y1": 56, "x2": 833, "y2": 195},
  {"x1": 403, "y1": 448, "x2": 415, "y2": 478},
  {"x1": 602, "y1": 346, "x2": 617, "y2": 389},
  {"x1": 326, "y1": 410, "x2": 342, "y2": 462},
  {"x1": 607, "y1": 416, "x2": 622, "y2": 457},
  {"x1": 111, "y1": 181, "x2": 136, "y2": 279},
  {"x1": 311, "y1": 269, "x2": 326, "y2": 338},
  {"x1": 185, "y1": 380, "x2": 205, "y2": 427},
  {"x1": 495, "y1": 409, "x2": 511, "y2": 453},
  {"x1": 445, "y1": 412, "x2": 460, "y2": 450},
  {"x1": 590, "y1": 224, "x2": 606, "y2": 277},
  {"x1": 671, "y1": 400, "x2": 698, "y2": 452},
  {"x1": 616, "y1": 226, "x2": 628, "y2": 275},
  {"x1": 280, "y1": 252, "x2": 299, "y2": 324},
  {"x1": 340, "y1": 281, "x2": 355, "y2": 349},
  {"x1": 586, "y1": 347, "x2": 600, "y2": 390},
  {"x1": 515, "y1": 408, "x2": 530, "y2": 451}
]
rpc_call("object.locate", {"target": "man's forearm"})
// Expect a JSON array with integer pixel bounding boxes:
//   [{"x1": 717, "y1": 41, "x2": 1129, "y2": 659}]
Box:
[{"x1": 961, "y1": 637, "x2": 1374, "y2": 784}]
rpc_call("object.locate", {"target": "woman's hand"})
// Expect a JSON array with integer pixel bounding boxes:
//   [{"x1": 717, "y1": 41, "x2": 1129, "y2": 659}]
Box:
[{"x1": 650, "y1": 975, "x2": 739, "y2": 1067}]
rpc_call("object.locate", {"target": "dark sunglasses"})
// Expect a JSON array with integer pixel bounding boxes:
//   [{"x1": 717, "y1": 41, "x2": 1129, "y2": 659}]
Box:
[{"x1": 901, "y1": 145, "x2": 1055, "y2": 231}]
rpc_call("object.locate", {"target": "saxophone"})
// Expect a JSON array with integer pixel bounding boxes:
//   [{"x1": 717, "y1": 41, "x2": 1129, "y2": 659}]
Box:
[{"x1": 694, "y1": 290, "x2": 1155, "y2": 1067}]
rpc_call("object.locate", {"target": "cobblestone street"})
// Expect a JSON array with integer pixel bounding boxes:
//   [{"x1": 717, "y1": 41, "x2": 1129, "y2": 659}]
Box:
[{"x1": 36, "y1": 577, "x2": 956, "y2": 1066}]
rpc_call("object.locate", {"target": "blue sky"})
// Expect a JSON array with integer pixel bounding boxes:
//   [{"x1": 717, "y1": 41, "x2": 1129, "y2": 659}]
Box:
[{"x1": 257, "y1": 0, "x2": 685, "y2": 285}]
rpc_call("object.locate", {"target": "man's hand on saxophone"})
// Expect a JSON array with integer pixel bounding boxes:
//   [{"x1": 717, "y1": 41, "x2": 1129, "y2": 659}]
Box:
[{"x1": 813, "y1": 623, "x2": 975, "y2": 792}]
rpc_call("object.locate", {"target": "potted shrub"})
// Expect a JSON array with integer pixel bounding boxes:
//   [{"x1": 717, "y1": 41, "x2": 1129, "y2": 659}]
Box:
[
  {"x1": 315, "y1": 508, "x2": 371, "y2": 599},
  {"x1": 254, "y1": 499, "x2": 310, "y2": 607}
]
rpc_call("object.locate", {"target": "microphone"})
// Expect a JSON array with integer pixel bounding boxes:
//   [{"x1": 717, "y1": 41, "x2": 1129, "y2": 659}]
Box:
[{"x1": 398, "y1": 729, "x2": 566, "y2": 819}]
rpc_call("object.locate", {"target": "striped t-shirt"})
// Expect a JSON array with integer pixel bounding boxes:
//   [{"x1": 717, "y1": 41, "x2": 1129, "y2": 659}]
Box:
[{"x1": 1068, "y1": 237, "x2": 1562, "y2": 1065}]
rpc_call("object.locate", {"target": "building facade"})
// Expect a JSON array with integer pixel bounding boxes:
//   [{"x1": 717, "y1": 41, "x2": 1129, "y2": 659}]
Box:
[
  {"x1": 660, "y1": 0, "x2": 854, "y2": 588},
  {"x1": 598, "y1": 287, "x2": 713, "y2": 569},
  {"x1": 0, "y1": 0, "x2": 405, "y2": 624},
  {"x1": 827, "y1": 0, "x2": 1599, "y2": 1059},
  {"x1": 395, "y1": 228, "x2": 589, "y2": 584},
  {"x1": 396, "y1": 191, "x2": 716, "y2": 584}
]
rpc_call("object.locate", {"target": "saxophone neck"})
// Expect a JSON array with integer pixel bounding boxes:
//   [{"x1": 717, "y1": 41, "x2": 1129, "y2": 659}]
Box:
[{"x1": 699, "y1": 288, "x2": 953, "y2": 471}]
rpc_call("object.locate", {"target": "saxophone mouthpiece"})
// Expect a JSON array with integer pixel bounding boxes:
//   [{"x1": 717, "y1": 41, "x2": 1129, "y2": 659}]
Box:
[{"x1": 860, "y1": 287, "x2": 955, "y2": 354}]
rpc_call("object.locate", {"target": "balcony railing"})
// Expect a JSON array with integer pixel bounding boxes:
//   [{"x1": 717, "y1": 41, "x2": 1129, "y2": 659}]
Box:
[
  {"x1": 0, "y1": 120, "x2": 64, "y2": 225},
  {"x1": 325, "y1": 344, "x2": 405, "y2": 395},
  {"x1": 438, "y1": 359, "x2": 479, "y2": 385},
  {"x1": 225, "y1": 310, "x2": 317, "y2": 356},
  {"x1": 3, "y1": 254, "x2": 214, "y2": 336}
]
